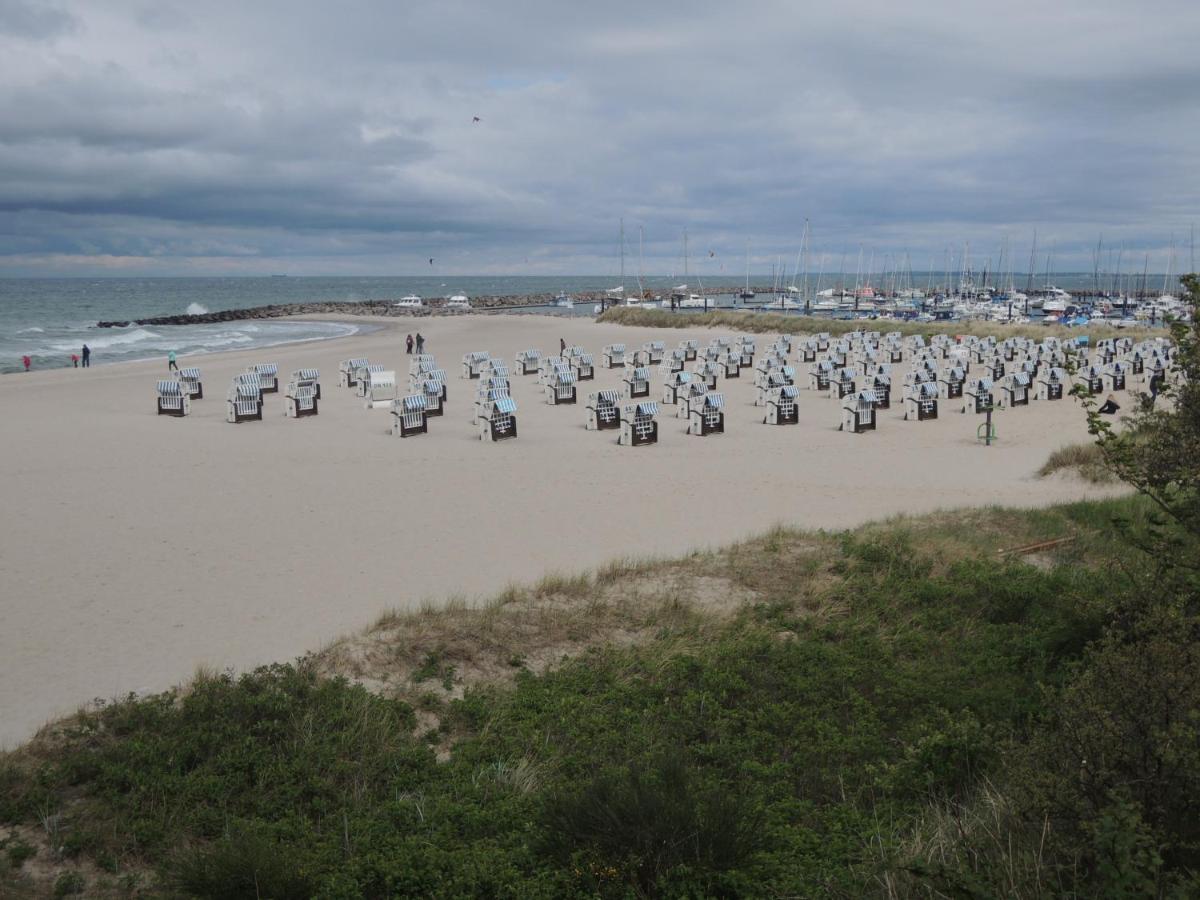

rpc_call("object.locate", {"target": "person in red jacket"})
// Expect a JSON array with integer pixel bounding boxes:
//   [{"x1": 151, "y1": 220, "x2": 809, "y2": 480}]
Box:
[{"x1": 22, "y1": 354, "x2": 31, "y2": 372}]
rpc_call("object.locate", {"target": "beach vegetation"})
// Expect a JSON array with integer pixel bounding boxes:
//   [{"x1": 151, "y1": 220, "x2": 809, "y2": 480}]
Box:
[{"x1": 1038, "y1": 441, "x2": 1115, "y2": 482}]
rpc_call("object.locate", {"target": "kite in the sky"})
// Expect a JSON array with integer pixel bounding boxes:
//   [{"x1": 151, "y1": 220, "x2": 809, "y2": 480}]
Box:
[
  {"x1": 709, "y1": 250, "x2": 715, "y2": 257},
  {"x1": 472, "y1": 116, "x2": 481, "y2": 123},
  {"x1": 429, "y1": 258, "x2": 434, "y2": 265}
]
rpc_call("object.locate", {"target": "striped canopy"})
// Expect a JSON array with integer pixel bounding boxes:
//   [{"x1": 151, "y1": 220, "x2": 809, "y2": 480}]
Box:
[
  {"x1": 493, "y1": 396, "x2": 517, "y2": 414},
  {"x1": 293, "y1": 368, "x2": 319, "y2": 380},
  {"x1": 178, "y1": 367, "x2": 201, "y2": 379},
  {"x1": 635, "y1": 402, "x2": 658, "y2": 417},
  {"x1": 253, "y1": 363, "x2": 278, "y2": 376},
  {"x1": 704, "y1": 393, "x2": 725, "y2": 409},
  {"x1": 607, "y1": 343, "x2": 626, "y2": 353},
  {"x1": 780, "y1": 385, "x2": 799, "y2": 399},
  {"x1": 157, "y1": 380, "x2": 182, "y2": 395},
  {"x1": 402, "y1": 394, "x2": 426, "y2": 411}
]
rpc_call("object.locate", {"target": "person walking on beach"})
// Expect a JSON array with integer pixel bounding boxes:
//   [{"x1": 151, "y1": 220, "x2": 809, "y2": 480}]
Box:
[
  {"x1": 71, "y1": 353, "x2": 79, "y2": 368},
  {"x1": 22, "y1": 354, "x2": 31, "y2": 372},
  {"x1": 406, "y1": 334, "x2": 414, "y2": 355},
  {"x1": 414, "y1": 332, "x2": 425, "y2": 355},
  {"x1": 81, "y1": 344, "x2": 90, "y2": 367},
  {"x1": 168, "y1": 350, "x2": 178, "y2": 372},
  {"x1": 559, "y1": 337, "x2": 567, "y2": 357},
  {"x1": 1149, "y1": 369, "x2": 1164, "y2": 407}
]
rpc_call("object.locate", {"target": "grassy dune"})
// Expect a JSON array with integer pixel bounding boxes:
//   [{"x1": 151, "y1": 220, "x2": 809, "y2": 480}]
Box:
[
  {"x1": 596, "y1": 305, "x2": 1164, "y2": 342},
  {"x1": 0, "y1": 496, "x2": 1172, "y2": 898}
]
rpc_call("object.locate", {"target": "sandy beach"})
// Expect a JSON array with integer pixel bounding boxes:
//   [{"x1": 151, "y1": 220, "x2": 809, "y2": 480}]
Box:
[{"x1": 0, "y1": 314, "x2": 1123, "y2": 747}]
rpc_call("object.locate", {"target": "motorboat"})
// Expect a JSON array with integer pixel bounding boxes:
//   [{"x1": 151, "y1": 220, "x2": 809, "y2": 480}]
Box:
[
  {"x1": 394, "y1": 295, "x2": 423, "y2": 309},
  {"x1": 553, "y1": 292, "x2": 574, "y2": 309},
  {"x1": 445, "y1": 295, "x2": 471, "y2": 310}
]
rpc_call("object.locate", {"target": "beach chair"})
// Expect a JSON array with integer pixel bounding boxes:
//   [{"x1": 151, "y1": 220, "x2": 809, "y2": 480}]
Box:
[
  {"x1": 546, "y1": 368, "x2": 577, "y2": 405},
  {"x1": 362, "y1": 370, "x2": 397, "y2": 409},
  {"x1": 739, "y1": 338, "x2": 755, "y2": 367},
  {"x1": 799, "y1": 338, "x2": 818, "y2": 363},
  {"x1": 764, "y1": 385, "x2": 799, "y2": 425},
  {"x1": 1102, "y1": 362, "x2": 1127, "y2": 392},
  {"x1": 413, "y1": 368, "x2": 448, "y2": 402},
  {"x1": 677, "y1": 380, "x2": 709, "y2": 419},
  {"x1": 619, "y1": 401, "x2": 659, "y2": 446},
  {"x1": 643, "y1": 340, "x2": 666, "y2": 364},
  {"x1": 408, "y1": 354, "x2": 436, "y2": 376},
  {"x1": 663, "y1": 370, "x2": 693, "y2": 405},
  {"x1": 815, "y1": 332, "x2": 831, "y2": 352},
  {"x1": 392, "y1": 394, "x2": 428, "y2": 438},
  {"x1": 284, "y1": 372, "x2": 319, "y2": 418},
  {"x1": 289, "y1": 368, "x2": 320, "y2": 400},
  {"x1": 776, "y1": 334, "x2": 794, "y2": 354},
  {"x1": 871, "y1": 373, "x2": 891, "y2": 409},
  {"x1": 1077, "y1": 365, "x2": 1104, "y2": 397},
  {"x1": 481, "y1": 359, "x2": 509, "y2": 380},
  {"x1": 587, "y1": 390, "x2": 622, "y2": 431},
  {"x1": 756, "y1": 370, "x2": 790, "y2": 406},
  {"x1": 421, "y1": 376, "x2": 445, "y2": 416},
  {"x1": 981, "y1": 357, "x2": 1006, "y2": 382},
  {"x1": 473, "y1": 383, "x2": 511, "y2": 424},
  {"x1": 694, "y1": 360, "x2": 720, "y2": 391},
  {"x1": 408, "y1": 358, "x2": 437, "y2": 388},
  {"x1": 754, "y1": 355, "x2": 780, "y2": 389},
  {"x1": 176, "y1": 367, "x2": 203, "y2": 399},
  {"x1": 659, "y1": 348, "x2": 687, "y2": 376},
  {"x1": 1037, "y1": 367, "x2": 1066, "y2": 401},
  {"x1": 339, "y1": 358, "x2": 369, "y2": 387},
  {"x1": 538, "y1": 356, "x2": 570, "y2": 385},
  {"x1": 939, "y1": 366, "x2": 965, "y2": 400},
  {"x1": 250, "y1": 363, "x2": 279, "y2": 394},
  {"x1": 226, "y1": 376, "x2": 263, "y2": 423},
  {"x1": 514, "y1": 349, "x2": 541, "y2": 375},
  {"x1": 809, "y1": 360, "x2": 833, "y2": 392},
  {"x1": 904, "y1": 381, "x2": 939, "y2": 421},
  {"x1": 717, "y1": 351, "x2": 740, "y2": 379},
  {"x1": 602, "y1": 343, "x2": 626, "y2": 368},
  {"x1": 572, "y1": 352, "x2": 595, "y2": 381},
  {"x1": 1000, "y1": 373, "x2": 1031, "y2": 408},
  {"x1": 479, "y1": 395, "x2": 518, "y2": 441},
  {"x1": 156, "y1": 380, "x2": 190, "y2": 417},
  {"x1": 964, "y1": 378, "x2": 995, "y2": 414},
  {"x1": 673, "y1": 339, "x2": 695, "y2": 362},
  {"x1": 354, "y1": 363, "x2": 384, "y2": 397},
  {"x1": 1128, "y1": 350, "x2": 1145, "y2": 377},
  {"x1": 462, "y1": 351, "x2": 490, "y2": 379},
  {"x1": 884, "y1": 340, "x2": 904, "y2": 364},
  {"x1": 831, "y1": 368, "x2": 857, "y2": 399},
  {"x1": 284, "y1": 383, "x2": 318, "y2": 418},
  {"x1": 842, "y1": 390, "x2": 877, "y2": 433},
  {"x1": 688, "y1": 392, "x2": 725, "y2": 436},
  {"x1": 624, "y1": 365, "x2": 651, "y2": 399}
]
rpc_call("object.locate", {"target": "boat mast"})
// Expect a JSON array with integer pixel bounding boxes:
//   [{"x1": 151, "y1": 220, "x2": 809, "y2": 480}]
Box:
[{"x1": 619, "y1": 218, "x2": 625, "y2": 306}]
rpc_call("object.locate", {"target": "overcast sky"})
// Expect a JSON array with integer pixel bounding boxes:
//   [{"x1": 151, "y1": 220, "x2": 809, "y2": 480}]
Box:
[{"x1": 1, "y1": 0, "x2": 1197, "y2": 277}]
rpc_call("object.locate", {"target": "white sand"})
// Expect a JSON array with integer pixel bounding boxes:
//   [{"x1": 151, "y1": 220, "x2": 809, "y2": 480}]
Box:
[{"x1": 0, "y1": 314, "x2": 1123, "y2": 747}]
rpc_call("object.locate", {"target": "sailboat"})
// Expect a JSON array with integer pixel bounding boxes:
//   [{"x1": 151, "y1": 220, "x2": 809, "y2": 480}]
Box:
[{"x1": 739, "y1": 242, "x2": 756, "y2": 301}]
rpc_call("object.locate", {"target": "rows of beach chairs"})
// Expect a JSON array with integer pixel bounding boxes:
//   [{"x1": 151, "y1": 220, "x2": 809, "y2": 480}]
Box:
[{"x1": 154, "y1": 330, "x2": 1177, "y2": 448}]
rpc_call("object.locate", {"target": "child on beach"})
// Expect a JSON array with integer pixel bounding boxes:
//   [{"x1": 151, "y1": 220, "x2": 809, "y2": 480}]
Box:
[
  {"x1": 22, "y1": 355, "x2": 31, "y2": 372},
  {"x1": 168, "y1": 350, "x2": 178, "y2": 371},
  {"x1": 406, "y1": 334, "x2": 414, "y2": 354},
  {"x1": 71, "y1": 354, "x2": 79, "y2": 368}
]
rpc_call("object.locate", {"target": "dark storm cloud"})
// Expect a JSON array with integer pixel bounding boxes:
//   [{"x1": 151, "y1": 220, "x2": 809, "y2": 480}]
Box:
[{"x1": 0, "y1": 0, "x2": 1196, "y2": 275}]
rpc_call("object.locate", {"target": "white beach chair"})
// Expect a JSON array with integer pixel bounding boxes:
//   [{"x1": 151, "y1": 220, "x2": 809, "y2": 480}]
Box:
[
  {"x1": 362, "y1": 370, "x2": 397, "y2": 409},
  {"x1": 1037, "y1": 367, "x2": 1067, "y2": 401},
  {"x1": 420, "y1": 375, "x2": 446, "y2": 416},
  {"x1": 587, "y1": 390, "x2": 622, "y2": 431},
  {"x1": 964, "y1": 378, "x2": 995, "y2": 414},
  {"x1": 939, "y1": 366, "x2": 965, "y2": 400},
  {"x1": 226, "y1": 375, "x2": 263, "y2": 423},
  {"x1": 619, "y1": 401, "x2": 659, "y2": 446},
  {"x1": 479, "y1": 395, "x2": 518, "y2": 441},
  {"x1": 694, "y1": 359, "x2": 720, "y2": 391},
  {"x1": 831, "y1": 368, "x2": 858, "y2": 399},
  {"x1": 688, "y1": 391, "x2": 725, "y2": 436},
  {"x1": 354, "y1": 364, "x2": 384, "y2": 397},
  {"x1": 289, "y1": 368, "x2": 320, "y2": 400},
  {"x1": 249, "y1": 363, "x2": 278, "y2": 394},
  {"x1": 571, "y1": 352, "x2": 595, "y2": 381},
  {"x1": 339, "y1": 358, "x2": 369, "y2": 387},
  {"x1": 659, "y1": 348, "x2": 687, "y2": 376},
  {"x1": 462, "y1": 351, "x2": 490, "y2": 380},
  {"x1": 156, "y1": 380, "x2": 190, "y2": 417},
  {"x1": 764, "y1": 385, "x2": 799, "y2": 425},
  {"x1": 1000, "y1": 372, "x2": 1031, "y2": 408},
  {"x1": 842, "y1": 390, "x2": 877, "y2": 433},
  {"x1": 643, "y1": 340, "x2": 665, "y2": 364},
  {"x1": 663, "y1": 370, "x2": 693, "y2": 405},
  {"x1": 514, "y1": 349, "x2": 541, "y2": 375},
  {"x1": 904, "y1": 381, "x2": 939, "y2": 421},
  {"x1": 392, "y1": 394, "x2": 428, "y2": 438},
  {"x1": 601, "y1": 343, "x2": 626, "y2": 368},
  {"x1": 546, "y1": 368, "x2": 577, "y2": 405},
  {"x1": 624, "y1": 365, "x2": 650, "y2": 399},
  {"x1": 176, "y1": 367, "x2": 203, "y2": 399},
  {"x1": 1102, "y1": 361, "x2": 1127, "y2": 392}
]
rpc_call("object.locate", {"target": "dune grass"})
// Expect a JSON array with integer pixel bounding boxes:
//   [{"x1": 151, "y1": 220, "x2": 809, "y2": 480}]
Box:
[
  {"x1": 596, "y1": 305, "x2": 1163, "y2": 342},
  {"x1": 1039, "y1": 442, "x2": 1116, "y2": 483},
  {"x1": 0, "y1": 496, "x2": 1162, "y2": 898}
]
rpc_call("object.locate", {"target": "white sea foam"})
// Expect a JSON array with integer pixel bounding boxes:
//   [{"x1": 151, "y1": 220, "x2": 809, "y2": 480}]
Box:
[
  {"x1": 51, "y1": 328, "x2": 160, "y2": 351},
  {"x1": 16, "y1": 327, "x2": 45, "y2": 334},
  {"x1": 186, "y1": 303, "x2": 209, "y2": 315}
]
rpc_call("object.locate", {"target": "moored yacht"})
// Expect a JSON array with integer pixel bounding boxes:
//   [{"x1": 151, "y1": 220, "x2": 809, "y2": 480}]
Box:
[
  {"x1": 394, "y1": 294, "x2": 423, "y2": 308},
  {"x1": 446, "y1": 295, "x2": 471, "y2": 310}
]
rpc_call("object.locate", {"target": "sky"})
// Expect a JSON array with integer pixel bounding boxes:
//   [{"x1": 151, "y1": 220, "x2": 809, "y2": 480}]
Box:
[{"x1": 0, "y1": 0, "x2": 1198, "y2": 277}]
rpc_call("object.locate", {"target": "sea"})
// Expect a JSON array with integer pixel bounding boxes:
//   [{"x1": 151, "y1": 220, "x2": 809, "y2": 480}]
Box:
[{"x1": 0, "y1": 273, "x2": 1151, "y2": 374}]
